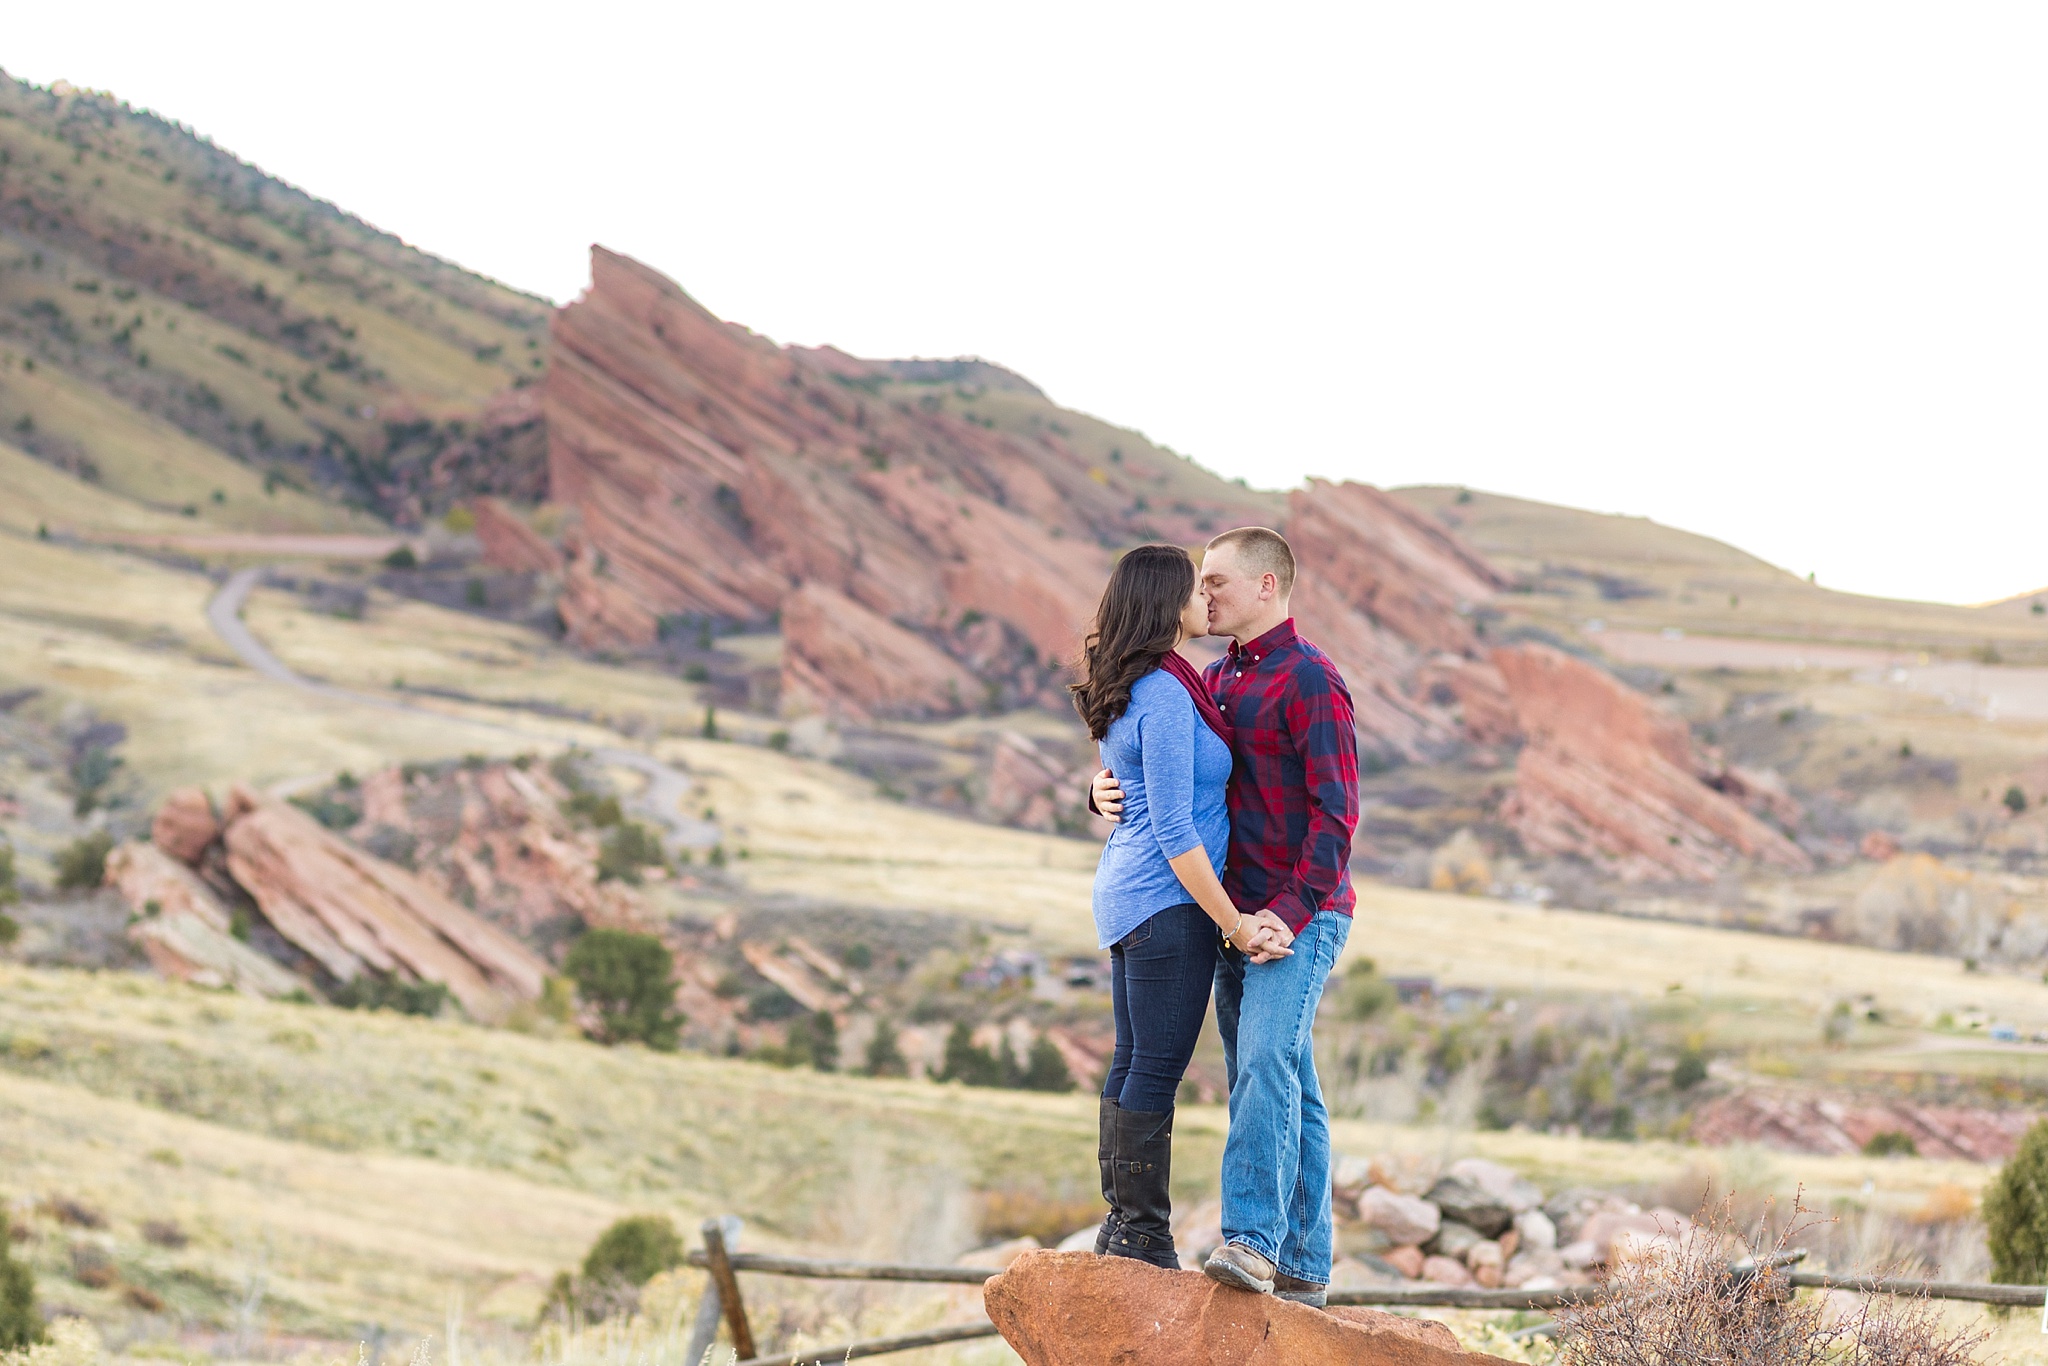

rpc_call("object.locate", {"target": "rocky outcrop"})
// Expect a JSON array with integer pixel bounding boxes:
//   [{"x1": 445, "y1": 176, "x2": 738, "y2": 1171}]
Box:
[
  {"x1": 543, "y1": 248, "x2": 1270, "y2": 716},
  {"x1": 779, "y1": 582, "x2": 982, "y2": 720},
  {"x1": 348, "y1": 759, "x2": 650, "y2": 938},
  {"x1": 1492, "y1": 643, "x2": 1811, "y2": 881},
  {"x1": 1285, "y1": 480, "x2": 1512, "y2": 757},
  {"x1": 151, "y1": 787, "x2": 220, "y2": 864},
  {"x1": 220, "y1": 783, "x2": 550, "y2": 1021},
  {"x1": 1690, "y1": 1089, "x2": 2034, "y2": 1161},
  {"x1": 471, "y1": 496, "x2": 562, "y2": 574},
  {"x1": 983, "y1": 1250, "x2": 1499, "y2": 1365},
  {"x1": 104, "y1": 841, "x2": 306, "y2": 997}
]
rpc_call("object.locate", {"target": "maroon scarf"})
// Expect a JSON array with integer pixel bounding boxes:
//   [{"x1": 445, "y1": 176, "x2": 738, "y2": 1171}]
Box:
[{"x1": 1162, "y1": 650, "x2": 1235, "y2": 748}]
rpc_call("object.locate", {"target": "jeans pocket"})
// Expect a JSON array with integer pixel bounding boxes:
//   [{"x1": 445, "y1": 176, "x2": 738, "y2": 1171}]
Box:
[{"x1": 1119, "y1": 918, "x2": 1155, "y2": 950}]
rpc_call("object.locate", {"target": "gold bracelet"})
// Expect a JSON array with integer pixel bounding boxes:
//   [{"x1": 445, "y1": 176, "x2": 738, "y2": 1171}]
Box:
[{"x1": 1223, "y1": 914, "x2": 1243, "y2": 946}]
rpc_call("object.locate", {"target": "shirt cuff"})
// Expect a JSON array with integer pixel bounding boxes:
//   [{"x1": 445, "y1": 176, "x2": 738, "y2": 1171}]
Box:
[{"x1": 1266, "y1": 889, "x2": 1316, "y2": 936}]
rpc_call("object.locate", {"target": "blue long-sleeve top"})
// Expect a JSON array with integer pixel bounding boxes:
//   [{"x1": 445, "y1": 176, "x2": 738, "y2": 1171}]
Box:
[{"x1": 1091, "y1": 668, "x2": 1233, "y2": 949}]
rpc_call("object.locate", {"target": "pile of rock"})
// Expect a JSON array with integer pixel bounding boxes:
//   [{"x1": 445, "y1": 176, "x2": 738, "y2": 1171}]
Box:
[{"x1": 1330, "y1": 1156, "x2": 1692, "y2": 1290}]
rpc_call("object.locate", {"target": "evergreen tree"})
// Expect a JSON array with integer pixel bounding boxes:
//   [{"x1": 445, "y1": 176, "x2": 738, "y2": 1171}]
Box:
[
  {"x1": 563, "y1": 930, "x2": 682, "y2": 1050},
  {"x1": 936, "y1": 1021, "x2": 1002, "y2": 1086},
  {"x1": 863, "y1": 1017, "x2": 908, "y2": 1077},
  {"x1": 1020, "y1": 1035, "x2": 1076, "y2": 1092},
  {"x1": 1987, "y1": 1118, "x2": 2048, "y2": 1282}
]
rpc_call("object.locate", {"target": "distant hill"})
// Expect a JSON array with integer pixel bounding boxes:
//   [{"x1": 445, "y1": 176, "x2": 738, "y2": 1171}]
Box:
[{"x1": 0, "y1": 72, "x2": 550, "y2": 531}]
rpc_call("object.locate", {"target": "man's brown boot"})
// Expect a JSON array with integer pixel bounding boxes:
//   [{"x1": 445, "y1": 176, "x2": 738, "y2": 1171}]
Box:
[
  {"x1": 1272, "y1": 1272, "x2": 1327, "y2": 1307},
  {"x1": 1202, "y1": 1242, "x2": 1276, "y2": 1294}
]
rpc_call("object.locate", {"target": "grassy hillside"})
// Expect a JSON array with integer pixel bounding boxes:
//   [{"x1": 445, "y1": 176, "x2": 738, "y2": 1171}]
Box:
[
  {"x1": 0, "y1": 72, "x2": 550, "y2": 532},
  {"x1": 0, "y1": 962, "x2": 2003, "y2": 1349},
  {"x1": 1398, "y1": 484, "x2": 2048, "y2": 662}
]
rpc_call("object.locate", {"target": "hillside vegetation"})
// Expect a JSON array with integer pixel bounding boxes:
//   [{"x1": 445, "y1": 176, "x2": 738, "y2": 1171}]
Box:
[{"x1": 0, "y1": 72, "x2": 548, "y2": 532}]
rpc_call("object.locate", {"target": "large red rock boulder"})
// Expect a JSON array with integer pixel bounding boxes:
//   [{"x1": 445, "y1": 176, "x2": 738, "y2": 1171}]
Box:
[
  {"x1": 151, "y1": 787, "x2": 220, "y2": 864},
  {"x1": 220, "y1": 784, "x2": 550, "y2": 1021},
  {"x1": 983, "y1": 1250, "x2": 1504, "y2": 1365},
  {"x1": 1492, "y1": 644, "x2": 1811, "y2": 881}
]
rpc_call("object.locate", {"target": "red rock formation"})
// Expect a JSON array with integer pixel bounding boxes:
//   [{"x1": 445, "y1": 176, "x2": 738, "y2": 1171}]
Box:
[
  {"x1": 151, "y1": 787, "x2": 220, "y2": 864},
  {"x1": 220, "y1": 783, "x2": 550, "y2": 1020},
  {"x1": 1286, "y1": 480, "x2": 1512, "y2": 756},
  {"x1": 543, "y1": 249, "x2": 1186, "y2": 714},
  {"x1": 779, "y1": 582, "x2": 982, "y2": 720},
  {"x1": 983, "y1": 1250, "x2": 1496, "y2": 1365},
  {"x1": 1690, "y1": 1090, "x2": 2033, "y2": 1161},
  {"x1": 1492, "y1": 644, "x2": 1811, "y2": 881},
  {"x1": 471, "y1": 496, "x2": 562, "y2": 574},
  {"x1": 105, "y1": 842, "x2": 306, "y2": 997}
]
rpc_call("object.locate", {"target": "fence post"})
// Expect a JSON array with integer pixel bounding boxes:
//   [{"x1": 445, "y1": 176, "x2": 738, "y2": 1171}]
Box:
[{"x1": 701, "y1": 1216, "x2": 757, "y2": 1361}]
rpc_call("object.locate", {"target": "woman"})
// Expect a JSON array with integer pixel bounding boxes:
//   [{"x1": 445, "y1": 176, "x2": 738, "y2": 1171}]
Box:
[{"x1": 1071, "y1": 543, "x2": 1285, "y2": 1268}]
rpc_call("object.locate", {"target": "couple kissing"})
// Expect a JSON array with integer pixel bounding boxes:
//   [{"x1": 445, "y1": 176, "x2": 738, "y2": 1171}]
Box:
[{"x1": 1071, "y1": 526, "x2": 1360, "y2": 1306}]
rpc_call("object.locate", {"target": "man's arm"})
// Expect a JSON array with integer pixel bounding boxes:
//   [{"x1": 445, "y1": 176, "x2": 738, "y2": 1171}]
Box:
[{"x1": 1266, "y1": 659, "x2": 1359, "y2": 933}]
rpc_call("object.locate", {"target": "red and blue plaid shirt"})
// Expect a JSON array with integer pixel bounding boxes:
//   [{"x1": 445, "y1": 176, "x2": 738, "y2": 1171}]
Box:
[{"x1": 1203, "y1": 619, "x2": 1359, "y2": 934}]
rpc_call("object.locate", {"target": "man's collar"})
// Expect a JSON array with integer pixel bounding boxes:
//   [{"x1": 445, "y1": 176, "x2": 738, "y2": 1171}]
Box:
[{"x1": 1227, "y1": 617, "x2": 1298, "y2": 662}]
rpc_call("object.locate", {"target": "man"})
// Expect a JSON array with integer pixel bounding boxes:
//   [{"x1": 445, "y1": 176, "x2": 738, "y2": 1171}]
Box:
[{"x1": 1091, "y1": 526, "x2": 1359, "y2": 1306}]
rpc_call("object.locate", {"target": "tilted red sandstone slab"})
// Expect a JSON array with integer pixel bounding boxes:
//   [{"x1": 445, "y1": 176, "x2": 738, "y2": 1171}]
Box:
[
  {"x1": 105, "y1": 842, "x2": 306, "y2": 997},
  {"x1": 1492, "y1": 644, "x2": 1810, "y2": 881},
  {"x1": 985, "y1": 1251, "x2": 1503, "y2": 1366},
  {"x1": 471, "y1": 496, "x2": 563, "y2": 574},
  {"x1": 221, "y1": 784, "x2": 549, "y2": 1020}
]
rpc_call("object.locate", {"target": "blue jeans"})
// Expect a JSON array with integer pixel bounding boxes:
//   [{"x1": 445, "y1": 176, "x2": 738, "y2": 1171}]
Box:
[
  {"x1": 1104, "y1": 904, "x2": 1218, "y2": 1112},
  {"x1": 1214, "y1": 909, "x2": 1350, "y2": 1283}
]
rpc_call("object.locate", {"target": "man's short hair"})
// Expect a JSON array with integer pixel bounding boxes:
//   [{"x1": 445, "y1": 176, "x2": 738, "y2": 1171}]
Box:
[{"x1": 1206, "y1": 526, "x2": 1296, "y2": 595}]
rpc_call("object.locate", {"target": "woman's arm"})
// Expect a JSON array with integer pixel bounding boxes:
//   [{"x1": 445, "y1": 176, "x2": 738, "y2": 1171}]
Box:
[
  {"x1": 1167, "y1": 846, "x2": 1290, "y2": 961},
  {"x1": 1140, "y1": 686, "x2": 1288, "y2": 958}
]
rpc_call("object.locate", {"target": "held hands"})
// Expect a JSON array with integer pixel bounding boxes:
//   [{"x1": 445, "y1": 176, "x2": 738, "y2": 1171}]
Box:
[
  {"x1": 1232, "y1": 909, "x2": 1294, "y2": 964},
  {"x1": 1091, "y1": 768, "x2": 1125, "y2": 824}
]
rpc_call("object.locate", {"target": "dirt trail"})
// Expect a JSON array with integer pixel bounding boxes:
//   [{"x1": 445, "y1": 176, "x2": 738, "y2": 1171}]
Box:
[{"x1": 207, "y1": 568, "x2": 718, "y2": 849}]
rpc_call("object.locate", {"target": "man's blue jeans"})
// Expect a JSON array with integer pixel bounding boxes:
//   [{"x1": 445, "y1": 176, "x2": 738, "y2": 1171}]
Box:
[{"x1": 1213, "y1": 909, "x2": 1350, "y2": 1284}]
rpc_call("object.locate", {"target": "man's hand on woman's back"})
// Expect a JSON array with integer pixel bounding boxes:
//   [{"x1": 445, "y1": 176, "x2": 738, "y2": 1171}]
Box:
[{"x1": 1091, "y1": 768, "x2": 1126, "y2": 823}]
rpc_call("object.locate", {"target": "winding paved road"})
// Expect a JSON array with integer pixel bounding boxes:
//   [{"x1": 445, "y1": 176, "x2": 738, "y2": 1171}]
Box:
[{"x1": 207, "y1": 567, "x2": 718, "y2": 849}]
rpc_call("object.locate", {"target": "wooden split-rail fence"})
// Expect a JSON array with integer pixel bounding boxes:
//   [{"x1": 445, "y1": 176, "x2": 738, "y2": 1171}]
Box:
[{"x1": 678, "y1": 1217, "x2": 2048, "y2": 1366}]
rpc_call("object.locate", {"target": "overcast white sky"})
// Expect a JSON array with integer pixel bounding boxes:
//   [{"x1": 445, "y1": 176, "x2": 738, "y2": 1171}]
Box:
[{"x1": 8, "y1": 4, "x2": 2045, "y2": 604}]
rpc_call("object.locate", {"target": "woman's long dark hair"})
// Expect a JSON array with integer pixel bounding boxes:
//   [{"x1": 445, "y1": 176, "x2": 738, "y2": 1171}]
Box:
[{"x1": 1071, "y1": 544, "x2": 1195, "y2": 741}]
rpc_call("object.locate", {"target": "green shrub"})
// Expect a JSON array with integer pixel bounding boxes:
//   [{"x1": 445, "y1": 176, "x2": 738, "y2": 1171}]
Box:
[
  {"x1": 0, "y1": 842, "x2": 17, "y2": 907},
  {"x1": 290, "y1": 792, "x2": 359, "y2": 830},
  {"x1": 53, "y1": 831, "x2": 114, "y2": 890},
  {"x1": 563, "y1": 792, "x2": 623, "y2": 828},
  {"x1": 581, "y1": 1214, "x2": 682, "y2": 1287},
  {"x1": 1863, "y1": 1130, "x2": 1918, "y2": 1158},
  {"x1": 1671, "y1": 1050, "x2": 1708, "y2": 1090},
  {"x1": 0, "y1": 1213, "x2": 40, "y2": 1349},
  {"x1": 2006, "y1": 785, "x2": 2030, "y2": 816},
  {"x1": 1020, "y1": 1036, "x2": 1075, "y2": 1092},
  {"x1": 1336, "y1": 957, "x2": 1395, "y2": 1020},
  {"x1": 596, "y1": 822, "x2": 665, "y2": 884},
  {"x1": 863, "y1": 1018, "x2": 908, "y2": 1077},
  {"x1": 563, "y1": 930, "x2": 680, "y2": 1049},
  {"x1": 330, "y1": 975, "x2": 451, "y2": 1017},
  {"x1": 383, "y1": 544, "x2": 418, "y2": 570},
  {"x1": 1987, "y1": 1118, "x2": 2048, "y2": 1282}
]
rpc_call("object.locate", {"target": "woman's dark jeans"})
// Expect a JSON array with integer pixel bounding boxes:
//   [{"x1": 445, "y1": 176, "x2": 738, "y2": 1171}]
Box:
[{"x1": 1104, "y1": 903, "x2": 1218, "y2": 1112}]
